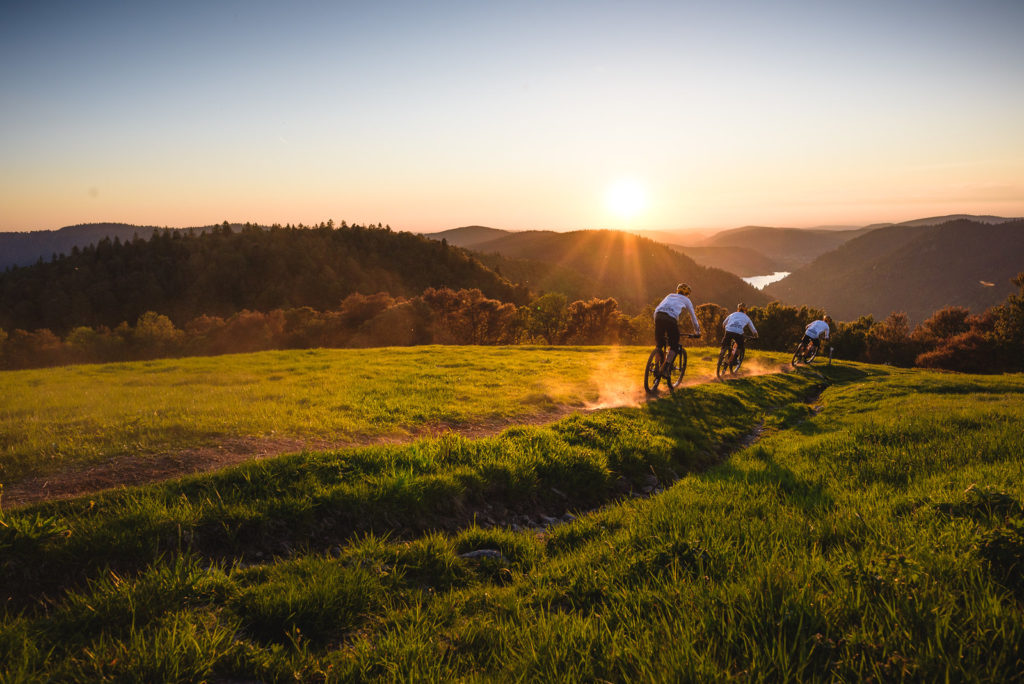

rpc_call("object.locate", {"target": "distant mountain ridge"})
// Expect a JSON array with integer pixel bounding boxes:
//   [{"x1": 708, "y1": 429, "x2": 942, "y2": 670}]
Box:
[
  {"x1": 764, "y1": 218, "x2": 1024, "y2": 324},
  {"x1": 427, "y1": 228, "x2": 768, "y2": 313},
  {"x1": 698, "y1": 226, "x2": 875, "y2": 270}
]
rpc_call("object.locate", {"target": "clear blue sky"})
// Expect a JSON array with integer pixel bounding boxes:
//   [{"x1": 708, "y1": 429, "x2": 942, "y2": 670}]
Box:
[{"x1": 2, "y1": 0, "x2": 1022, "y2": 233}]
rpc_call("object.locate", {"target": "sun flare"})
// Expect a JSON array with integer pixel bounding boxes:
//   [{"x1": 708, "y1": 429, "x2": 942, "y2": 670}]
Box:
[{"x1": 605, "y1": 178, "x2": 649, "y2": 221}]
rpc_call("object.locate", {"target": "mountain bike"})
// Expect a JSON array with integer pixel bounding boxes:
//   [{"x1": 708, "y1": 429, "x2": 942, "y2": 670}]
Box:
[
  {"x1": 716, "y1": 335, "x2": 755, "y2": 379},
  {"x1": 644, "y1": 334, "x2": 700, "y2": 394},
  {"x1": 791, "y1": 337, "x2": 832, "y2": 366}
]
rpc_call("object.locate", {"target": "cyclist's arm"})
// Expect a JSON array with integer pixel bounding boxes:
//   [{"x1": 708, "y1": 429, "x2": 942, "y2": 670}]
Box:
[{"x1": 685, "y1": 303, "x2": 701, "y2": 335}]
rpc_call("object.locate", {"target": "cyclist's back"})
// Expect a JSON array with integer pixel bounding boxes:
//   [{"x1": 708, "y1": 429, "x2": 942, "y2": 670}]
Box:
[{"x1": 653, "y1": 283, "x2": 701, "y2": 376}]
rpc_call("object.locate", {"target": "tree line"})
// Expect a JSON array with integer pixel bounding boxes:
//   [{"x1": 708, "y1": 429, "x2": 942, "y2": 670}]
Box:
[
  {"x1": 3, "y1": 274, "x2": 1023, "y2": 373},
  {"x1": 0, "y1": 221, "x2": 527, "y2": 335}
]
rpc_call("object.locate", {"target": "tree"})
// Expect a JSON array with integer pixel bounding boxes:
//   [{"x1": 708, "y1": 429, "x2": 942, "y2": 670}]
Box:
[{"x1": 524, "y1": 293, "x2": 568, "y2": 344}]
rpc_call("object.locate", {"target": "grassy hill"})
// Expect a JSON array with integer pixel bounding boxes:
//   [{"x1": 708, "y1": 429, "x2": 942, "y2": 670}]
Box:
[
  {"x1": 765, "y1": 218, "x2": 1024, "y2": 323},
  {"x1": 1, "y1": 349, "x2": 1022, "y2": 680},
  {"x1": 459, "y1": 229, "x2": 768, "y2": 313}
]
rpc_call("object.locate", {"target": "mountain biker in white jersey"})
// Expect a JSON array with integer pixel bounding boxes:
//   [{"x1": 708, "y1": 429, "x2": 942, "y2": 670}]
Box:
[
  {"x1": 721, "y1": 303, "x2": 758, "y2": 363},
  {"x1": 653, "y1": 283, "x2": 702, "y2": 377},
  {"x1": 801, "y1": 315, "x2": 833, "y2": 354}
]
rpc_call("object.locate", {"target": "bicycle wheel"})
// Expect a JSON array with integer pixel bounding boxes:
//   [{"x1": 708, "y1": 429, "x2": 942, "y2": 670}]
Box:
[
  {"x1": 716, "y1": 345, "x2": 730, "y2": 379},
  {"x1": 644, "y1": 348, "x2": 663, "y2": 393},
  {"x1": 731, "y1": 346, "x2": 745, "y2": 374},
  {"x1": 791, "y1": 342, "x2": 804, "y2": 365},
  {"x1": 805, "y1": 344, "x2": 818, "y2": 364},
  {"x1": 668, "y1": 347, "x2": 688, "y2": 389}
]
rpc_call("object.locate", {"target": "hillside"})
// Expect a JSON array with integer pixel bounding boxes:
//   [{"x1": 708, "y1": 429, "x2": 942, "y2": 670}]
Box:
[
  {"x1": 764, "y1": 218, "x2": 1024, "y2": 323},
  {"x1": 0, "y1": 222, "x2": 169, "y2": 270},
  {"x1": 465, "y1": 229, "x2": 768, "y2": 313},
  {"x1": 700, "y1": 225, "x2": 874, "y2": 270},
  {"x1": 0, "y1": 224, "x2": 525, "y2": 334},
  {"x1": 671, "y1": 244, "x2": 784, "y2": 277},
  {"x1": 422, "y1": 225, "x2": 513, "y2": 249}
]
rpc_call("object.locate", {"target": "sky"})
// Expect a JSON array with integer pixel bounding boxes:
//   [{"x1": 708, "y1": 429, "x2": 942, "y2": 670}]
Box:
[{"x1": 2, "y1": 0, "x2": 1023, "y2": 234}]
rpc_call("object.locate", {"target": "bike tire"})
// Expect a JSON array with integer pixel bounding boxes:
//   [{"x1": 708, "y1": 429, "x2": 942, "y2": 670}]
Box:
[
  {"x1": 805, "y1": 345, "x2": 818, "y2": 364},
  {"x1": 644, "y1": 348, "x2": 662, "y2": 394},
  {"x1": 669, "y1": 347, "x2": 688, "y2": 389},
  {"x1": 716, "y1": 345, "x2": 730, "y2": 379},
  {"x1": 731, "y1": 346, "x2": 745, "y2": 374},
  {"x1": 791, "y1": 343, "x2": 804, "y2": 366}
]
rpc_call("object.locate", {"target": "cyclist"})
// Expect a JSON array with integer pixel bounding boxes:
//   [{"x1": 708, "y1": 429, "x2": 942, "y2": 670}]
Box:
[
  {"x1": 800, "y1": 315, "x2": 833, "y2": 356},
  {"x1": 653, "y1": 283, "x2": 701, "y2": 377},
  {"x1": 721, "y1": 303, "x2": 758, "y2": 364}
]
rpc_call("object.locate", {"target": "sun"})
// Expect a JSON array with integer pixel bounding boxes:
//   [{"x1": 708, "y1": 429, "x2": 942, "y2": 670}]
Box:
[{"x1": 605, "y1": 178, "x2": 649, "y2": 221}]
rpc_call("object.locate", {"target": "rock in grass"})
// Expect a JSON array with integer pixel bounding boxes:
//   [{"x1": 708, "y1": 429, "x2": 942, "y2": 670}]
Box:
[{"x1": 459, "y1": 549, "x2": 506, "y2": 560}]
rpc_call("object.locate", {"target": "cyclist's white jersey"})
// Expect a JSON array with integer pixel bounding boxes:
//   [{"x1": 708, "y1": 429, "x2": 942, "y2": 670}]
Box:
[
  {"x1": 723, "y1": 311, "x2": 757, "y2": 335},
  {"x1": 655, "y1": 293, "x2": 701, "y2": 334},
  {"x1": 805, "y1": 320, "x2": 830, "y2": 339}
]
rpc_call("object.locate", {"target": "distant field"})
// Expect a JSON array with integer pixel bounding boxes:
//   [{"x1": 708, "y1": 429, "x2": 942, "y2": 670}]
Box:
[{"x1": 0, "y1": 345, "x2": 749, "y2": 486}]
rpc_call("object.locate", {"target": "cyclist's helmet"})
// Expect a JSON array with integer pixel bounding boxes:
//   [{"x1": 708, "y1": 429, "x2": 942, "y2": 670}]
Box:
[
  {"x1": 676, "y1": 283, "x2": 691, "y2": 296},
  {"x1": 737, "y1": 302, "x2": 746, "y2": 312},
  {"x1": 823, "y1": 315, "x2": 833, "y2": 324}
]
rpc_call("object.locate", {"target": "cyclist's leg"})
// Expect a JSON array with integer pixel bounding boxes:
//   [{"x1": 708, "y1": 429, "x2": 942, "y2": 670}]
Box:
[
  {"x1": 653, "y1": 315, "x2": 670, "y2": 366},
  {"x1": 662, "y1": 321, "x2": 681, "y2": 375}
]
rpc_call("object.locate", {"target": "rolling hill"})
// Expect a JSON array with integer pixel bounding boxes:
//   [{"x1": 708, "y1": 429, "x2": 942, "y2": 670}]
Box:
[
  {"x1": 0, "y1": 222, "x2": 169, "y2": 270},
  {"x1": 764, "y1": 218, "x2": 1024, "y2": 323},
  {"x1": 699, "y1": 225, "x2": 874, "y2": 270},
  {"x1": 670, "y1": 245, "x2": 784, "y2": 277},
  {"x1": 452, "y1": 229, "x2": 768, "y2": 313}
]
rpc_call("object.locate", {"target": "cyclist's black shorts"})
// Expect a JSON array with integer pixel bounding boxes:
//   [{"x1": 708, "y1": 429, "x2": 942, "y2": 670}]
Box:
[
  {"x1": 721, "y1": 331, "x2": 746, "y2": 354},
  {"x1": 800, "y1": 334, "x2": 822, "y2": 350},
  {"x1": 654, "y1": 312, "x2": 681, "y2": 353}
]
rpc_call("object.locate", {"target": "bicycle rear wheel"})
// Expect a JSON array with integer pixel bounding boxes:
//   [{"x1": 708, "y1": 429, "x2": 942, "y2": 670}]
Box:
[
  {"x1": 716, "y1": 345, "x2": 730, "y2": 379},
  {"x1": 668, "y1": 347, "x2": 688, "y2": 389},
  {"x1": 805, "y1": 344, "x2": 819, "y2": 363},
  {"x1": 731, "y1": 347, "x2": 745, "y2": 374},
  {"x1": 791, "y1": 342, "x2": 804, "y2": 365},
  {"x1": 644, "y1": 348, "x2": 663, "y2": 394}
]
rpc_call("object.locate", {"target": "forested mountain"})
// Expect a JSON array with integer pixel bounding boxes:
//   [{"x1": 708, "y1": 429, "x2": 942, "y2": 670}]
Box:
[
  {"x1": 0, "y1": 223, "x2": 169, "y2": 270},
  {"x1": 671, "y1": 245, "x2": 784, "y2": 277},
  {"x1": 423, "y1": 226, "x2": 513, "y2": 249},
  {"x1": 0, "y1": 223, "x2": 526, "y2": 335},
  {"x1": 461, "y1": 229, "x2": 767, "y2": 313},
  {"x1": 764, "y1": 219, "x2": 1024, "y2": 323},
  {"x1": 700, "y1": 226, "x2": 874, "y2": 270}
]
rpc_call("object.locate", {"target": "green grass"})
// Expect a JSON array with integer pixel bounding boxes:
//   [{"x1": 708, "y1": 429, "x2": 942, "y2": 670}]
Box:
[
  {"x1": 2, "y1": 348, "x2": 1022, "y2": 682},
  {"x1": 0, "y1": 345, "x2": 678, "y2": 484}
]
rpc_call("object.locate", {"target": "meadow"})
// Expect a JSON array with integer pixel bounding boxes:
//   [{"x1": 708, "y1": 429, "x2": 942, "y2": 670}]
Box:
[
  {"x1": 1, "y1": 347, "x2": 1022, "y2": 682},
  {"x1": 0, "y1": 345, "x2": 667, "y2": 488}
]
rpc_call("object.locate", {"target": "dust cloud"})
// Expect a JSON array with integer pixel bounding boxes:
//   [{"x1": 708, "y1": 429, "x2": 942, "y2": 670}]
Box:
[{"x1": 577, "y1": 349, "x2": 789, "y2": 411}]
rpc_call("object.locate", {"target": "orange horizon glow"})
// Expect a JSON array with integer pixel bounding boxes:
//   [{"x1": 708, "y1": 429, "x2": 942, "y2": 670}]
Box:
[{"x1": 2, "y1": 3, "x2": 1022, "y2": 234}]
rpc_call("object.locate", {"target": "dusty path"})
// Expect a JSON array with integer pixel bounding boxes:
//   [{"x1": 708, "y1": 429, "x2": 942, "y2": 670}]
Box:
[{"x1": 2, "y1": 406, "x2": 584, "y2": 509}]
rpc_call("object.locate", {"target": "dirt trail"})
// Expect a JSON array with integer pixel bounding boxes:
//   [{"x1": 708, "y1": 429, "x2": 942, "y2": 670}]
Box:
[
  {"x1": 2, "y1": 407, "x2": 582, "y2": 509},
  {"x1": 2, "y1": 362, "x2": 804, "y2": 509}
]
